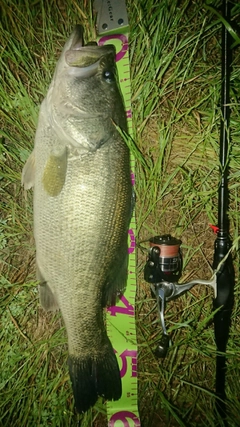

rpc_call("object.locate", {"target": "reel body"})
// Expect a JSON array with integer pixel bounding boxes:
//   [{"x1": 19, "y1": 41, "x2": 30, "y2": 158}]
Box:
[{"x1": 144, "y1": 234, "x2": 216, "y2": 357}]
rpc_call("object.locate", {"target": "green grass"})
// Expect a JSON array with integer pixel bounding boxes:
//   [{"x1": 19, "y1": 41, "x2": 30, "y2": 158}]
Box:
[{"x1": 1, "y1": 0, "x2": 240, "y2": 426}]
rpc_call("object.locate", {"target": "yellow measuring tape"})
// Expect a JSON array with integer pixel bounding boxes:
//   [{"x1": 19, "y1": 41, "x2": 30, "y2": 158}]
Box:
[{"x1": 95, "y1": 2, "x2": 140, "y2": 426}]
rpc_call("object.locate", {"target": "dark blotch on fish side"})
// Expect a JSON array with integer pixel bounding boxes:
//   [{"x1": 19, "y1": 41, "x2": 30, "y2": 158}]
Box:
[{"x1": 68, "y1": 343, "x2": 122, "y2": 413}]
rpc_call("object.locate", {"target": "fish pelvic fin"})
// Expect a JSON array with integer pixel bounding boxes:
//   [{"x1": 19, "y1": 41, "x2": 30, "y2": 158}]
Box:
[
  {"x1": 38, "y1": 282, "x2": 59, "y2": 311},
  {"x1": 21, "y1": 150, "x2": 36, "y2": 189},
  {"x1": 68, "y1": 337, "x2": 122, "y2": 413},
  {"x1": 37, "y1": 263, "x2": 59, "y2": 311}
]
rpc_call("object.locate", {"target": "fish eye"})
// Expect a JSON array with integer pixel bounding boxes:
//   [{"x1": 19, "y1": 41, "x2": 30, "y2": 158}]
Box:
[{"x1": 102, "y1": 69, "x2": 115, "y2": 83}]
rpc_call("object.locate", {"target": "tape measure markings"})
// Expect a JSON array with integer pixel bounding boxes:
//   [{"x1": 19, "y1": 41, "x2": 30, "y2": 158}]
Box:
[{"x1": 97, "y1": 28, "x2": 140, "y2": 427}]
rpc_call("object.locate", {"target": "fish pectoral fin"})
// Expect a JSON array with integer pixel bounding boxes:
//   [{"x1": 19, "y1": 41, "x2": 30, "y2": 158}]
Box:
[
  {"x1": 42, "y1": 147, "x2": 68, "y2": 197},
  {"x1": 37, "y1": 264, "x2": 59, "y2": 311},
  {"x1": 21, "y1": 150, "x2": 36, "y2": 189}
]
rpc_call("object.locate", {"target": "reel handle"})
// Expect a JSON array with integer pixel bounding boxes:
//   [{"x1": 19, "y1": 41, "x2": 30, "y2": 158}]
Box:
[
  {"x1": 155, "y1": 334, "x2": 170, "y2": 358},
  {"x1": 151, "y1": 277, "x2": 216, "y2": 358}
]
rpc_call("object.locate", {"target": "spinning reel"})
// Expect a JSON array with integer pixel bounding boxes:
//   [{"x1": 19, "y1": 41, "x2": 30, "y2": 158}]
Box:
[{"x1": 144, "y1": 234, "x2": 217, "y2": 357}]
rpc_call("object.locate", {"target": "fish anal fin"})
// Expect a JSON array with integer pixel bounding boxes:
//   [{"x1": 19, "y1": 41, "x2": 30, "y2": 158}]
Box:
[
  {"x1": 103, "y1": 254, "x2": 128, "y2": 307},
  {"x1": 21, "y1": 150, "x2": 35, "y2": 189}
]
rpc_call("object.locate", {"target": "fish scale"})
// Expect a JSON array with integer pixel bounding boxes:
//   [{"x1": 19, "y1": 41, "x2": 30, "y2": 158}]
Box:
[
  {"x1": 22, "y1": 25, "x2": 132, "y2": 414},
  {"x1": 36, "y1": 142, "x2": 130, "y2": 298}
]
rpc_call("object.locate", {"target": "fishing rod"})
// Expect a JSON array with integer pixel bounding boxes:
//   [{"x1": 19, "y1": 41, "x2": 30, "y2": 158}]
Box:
[
  {"x1": 212, "y1": 0, "x2": 234, "y2": 423},
  {"x1": 143, "y1": 0, "x2": 234, "y2": 424}
]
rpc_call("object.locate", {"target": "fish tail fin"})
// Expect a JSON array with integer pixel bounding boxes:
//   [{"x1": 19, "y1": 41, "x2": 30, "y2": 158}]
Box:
[{"x1": 68, "y1": 337, "x2": 121, "y2": 413}]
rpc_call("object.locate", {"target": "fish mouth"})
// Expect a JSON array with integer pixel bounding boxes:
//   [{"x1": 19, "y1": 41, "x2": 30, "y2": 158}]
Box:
[
  {"x1": 69, "y1": 24, "x2": 84, "y2": 51},
  {"x1": 65, "y1": 25, "x2": 115, "y2": 69}
]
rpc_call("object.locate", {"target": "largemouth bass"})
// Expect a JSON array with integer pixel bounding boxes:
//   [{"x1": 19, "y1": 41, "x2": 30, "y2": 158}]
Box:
[{"x1": 22, "y1": 25, "x2": 132, "y2": 413}]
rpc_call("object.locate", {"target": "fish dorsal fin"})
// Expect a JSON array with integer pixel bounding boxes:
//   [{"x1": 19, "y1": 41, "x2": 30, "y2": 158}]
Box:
[
  {"x1": 42, "y1": 148, "x2": 68, "y2": 197},
  {"x1": 21, "y1": 150, "x2": 36, "y2": 190}
]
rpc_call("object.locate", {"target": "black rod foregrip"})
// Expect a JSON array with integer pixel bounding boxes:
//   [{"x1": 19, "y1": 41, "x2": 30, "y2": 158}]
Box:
[{"x1": 213, "y1": 236, "x2": 234, "y2": 421}]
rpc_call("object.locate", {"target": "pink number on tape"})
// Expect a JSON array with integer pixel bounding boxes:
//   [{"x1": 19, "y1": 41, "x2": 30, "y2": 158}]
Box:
[
  {"x1": 107, "y1": 295, "x2": 134, "y2": 316},
  {"x1": 109, "y1": 411, "x2": 141, "y2": 427},
  {"x1": 98, "y1": 34, "x2": 128, "y2": 62},
  {"x1": 119, "y1": 349, "x2": 137, "y2": 378},
  {"x1": 130, "y1": 172, "x2": 135, "y2": 185},
  {"x1": 126, "y1": 109, "x2": 132, "y2": 118},
  {"x1": 128, "y1": 229, "x2": 136, "y2": 254}
]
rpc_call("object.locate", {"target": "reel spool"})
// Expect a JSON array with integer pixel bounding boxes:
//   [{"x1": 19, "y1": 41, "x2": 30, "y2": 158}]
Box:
[{"x1": 144, "y1": 234, "x2": 182, "y2": 284}]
